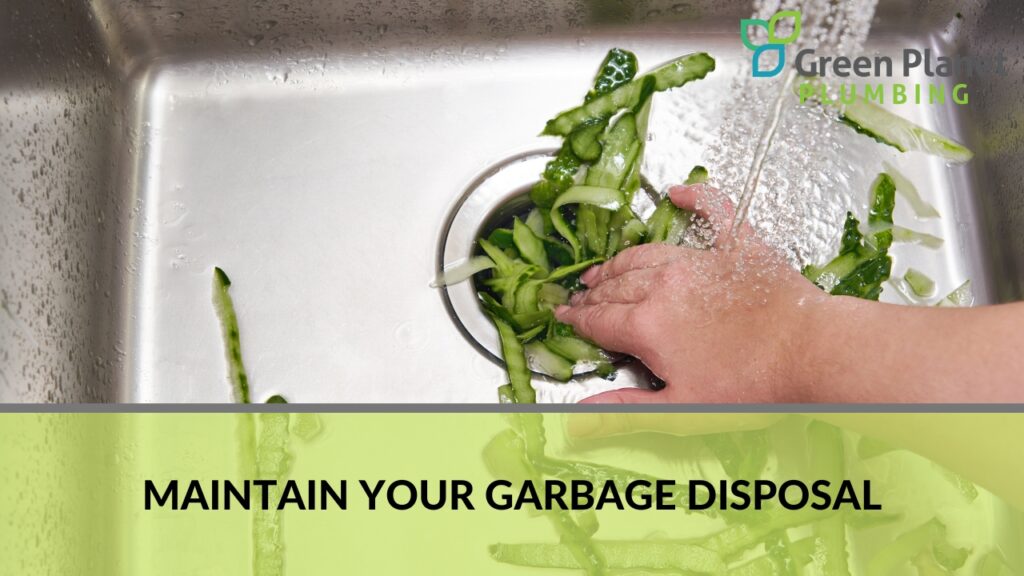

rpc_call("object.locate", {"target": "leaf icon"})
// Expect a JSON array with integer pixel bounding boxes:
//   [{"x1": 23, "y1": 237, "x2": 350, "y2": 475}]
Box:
[
  {"x1": 740, "y1": 18, "x2": 770, "y2": 50},
  {"x1": 752, "y1": 44, "x2": 786, "y2": 77},
  {"x1": 768, "y1": 10, "x2": 801, "y2": 45}
]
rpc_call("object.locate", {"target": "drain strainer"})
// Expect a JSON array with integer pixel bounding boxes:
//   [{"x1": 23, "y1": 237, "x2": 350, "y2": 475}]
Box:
[
  {"x1": 437, "y1": 151, "x2": 659, "y2": 390},
  {"x1": 438, "y1": 151, "x2": 550, "y2": 363}
]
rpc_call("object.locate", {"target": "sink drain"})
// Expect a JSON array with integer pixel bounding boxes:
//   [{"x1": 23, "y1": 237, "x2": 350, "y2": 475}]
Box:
[
  {"x1": 437, "y1": 151, "x2": 660, "y2": 391},
  {"x1": 438, "y1": 151, "x2": 551, "y2": 363}
]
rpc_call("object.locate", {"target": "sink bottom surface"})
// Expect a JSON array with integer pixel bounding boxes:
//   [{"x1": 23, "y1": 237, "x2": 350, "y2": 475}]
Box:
[{"x1": 120, "y1": 32, "x2": 986, "y2": 402}]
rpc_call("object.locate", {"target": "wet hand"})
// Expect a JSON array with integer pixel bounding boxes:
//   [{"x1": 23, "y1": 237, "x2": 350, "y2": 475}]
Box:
[{"x1": 555, "y1": 183, "x2": 828, "y2": 403}]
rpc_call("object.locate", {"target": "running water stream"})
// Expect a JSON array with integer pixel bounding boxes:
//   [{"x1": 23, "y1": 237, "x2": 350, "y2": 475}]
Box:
[
  {"x1": 726, "y1": 68, "x2": 798, "y2": 247},
  {"x1": 723, "y1": 0, "x2": 881, "y2": 249},
  {"x1": 642, "y1": 0, "x2": 883, "y2": 269},
  {"x1": 644, "y1": 1, "x2": 887, "y2": 275}
]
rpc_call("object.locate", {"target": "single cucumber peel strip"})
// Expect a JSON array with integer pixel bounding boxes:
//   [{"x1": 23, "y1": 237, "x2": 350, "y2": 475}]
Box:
[
  {"x1": 904, "y1": 268, "x2": 936, "y2": 297},
  {"x1": 551, "y1": 186, "x2": 625, "y2": 261},
  {"x1": 543, "y1": 53, "x2": 715, "y2": 136},
  {"x1": 489, "y1": 313, "x2": 537, "y2": 404},
  {"x1": 883, "y1": 161, "x2": 940, "y2": 219},
  {"x1": 647, "y1": 165, "x2": 706, "y2": 243},
  {"x1": 889, "y1": 226, "x2": 945, "y2": 249},
  {"x1": 432, "y1": 255, "x2": 495, "y2": 287},
  {"x1": 210, "y1": 269, "x2": 325, "y2": 576},
  {"x1": 524, "y1": 341, "x2": 574, "y2": 380},
  {"x1": 937, "y1": 280, "x2": 974, "y2": 307},
  {"x1": 212, "y1": 267, "x2": 251, "y2": 403},
  {"x1": 840, "y1": 102, "x2": 973, "y2": 162},
  {"x1": 483, "y1": 417, "x2": 606, "y2": 574},
  {"x1": 798, "y1": 79, "x2": 973, "y2": 162}
]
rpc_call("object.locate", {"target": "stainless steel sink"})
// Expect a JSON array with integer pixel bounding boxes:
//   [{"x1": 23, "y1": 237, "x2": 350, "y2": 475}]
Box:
[{"x1": 2, "y1": 0, "x2": 1022, "y2": 402}]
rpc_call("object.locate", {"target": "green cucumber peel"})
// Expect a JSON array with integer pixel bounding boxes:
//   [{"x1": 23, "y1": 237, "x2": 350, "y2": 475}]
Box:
[
  {"x1": 586, "y1": 48, "x2": 640, "y2": 102},
  {"x1": 685, "y1": 165, "x2": 709, "y2": 185},
  {"x1": 524, "y1": 341, "x2": 574, "y2": 381},
  {"x1": 551, "y1": 186, "x2": 625, "y2": 262},
  {"x1": 868, "y1": 173, "x2": 896, "y2": 226},
  {"x1": 537, "y1": 282, "x2": 570, "y2": 307},
  {"x1": 892, "y1": 226, "x2": 944, "y2": 249},
  {"x1": 496, "y1": 384, "x2": 517, "y2": 403},
  {"x1": 809, "y1": 421, "x2": 852, "y2": 576},
  {"x1": 883, "y1": 161, "x2": 940, "y2": 219},
  {"x1": 212, "y1": 267, "x2": 250, "y2": 404},
  {"x1": 799, "y1": 79, "x2": 973, "y2": 162},
  {"x1": 586, "y1": 113, "x2": 640, "y2": 189},
  {"x1": 431, "y1": 255, "x2": 495, "y2": 288},
  {"x1": 486, "y1": 227, "x2": 515, "y2": 250},
  {"x1": 543, "y1": 53, "x2": 716, "y2": 136},
  {"x1": 486, "y1": 312, "x2": 536, "y2": 404},
  {"x1": 904, "y1": 268, "x2": 936, "y2": 298},
  {"x1": 512, "y1": 217, "x2": 550, "y2": 274},
  {"x1": 803, "y1": 173, "x2": 896, "y2": 300},
  {"x1": 478, "y1": 238, "x2": 524, "y2": 278},
  {"x1": 936, "y1": 280, "x2": 973, "y2": 307},
  {"x1": 515, "y1": 324, "x2": 546, "y2": 343},
  {"x1": 478, "y1": 292, "x2": 550, "y2": 333},
  {"x1": 866, "y1": 518, "x2": 948, "y2": 576},
  {"x1": 544, "y1": 335, "x2": 608, "y2": 363},
  {"x1": 524, "y1": 208, "x2": 547, "y2": 237},
  {"x1": 530, "y1": 143, "x2": 583, "y2": 209},
  {"x1": 803, "y1": 212, "x2": 892, "y2": 300},
  {"x1": 647, "y1": 166, "x2": 705, "y2": 242},
  {"x1": 569, "y1": 119, "x2": 608, "y2": 162}
]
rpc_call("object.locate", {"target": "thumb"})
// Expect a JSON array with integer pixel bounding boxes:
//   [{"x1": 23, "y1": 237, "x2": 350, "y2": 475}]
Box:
[
  {"x1": 580, "y1": 387, "x2": 664, "y2": 404},
  {"x1": 567, "y1": 388, "x2": 665, "y2": 438}
]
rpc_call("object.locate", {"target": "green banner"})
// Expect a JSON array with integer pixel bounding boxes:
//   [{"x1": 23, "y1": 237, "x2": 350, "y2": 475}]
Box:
[{"x1": 1, "y1": 413, "x2": 1021, "y2": 575}]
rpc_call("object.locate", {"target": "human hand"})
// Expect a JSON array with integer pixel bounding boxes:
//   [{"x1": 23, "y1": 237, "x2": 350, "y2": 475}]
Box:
[{"x1": 555, "y1": 183, "x2": 830, "y2": 403}]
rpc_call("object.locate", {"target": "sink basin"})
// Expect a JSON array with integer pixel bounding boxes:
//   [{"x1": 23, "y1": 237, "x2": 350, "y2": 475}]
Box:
[{"x1": 2, "y1": 0, "x2": 1021, "y2": 402}]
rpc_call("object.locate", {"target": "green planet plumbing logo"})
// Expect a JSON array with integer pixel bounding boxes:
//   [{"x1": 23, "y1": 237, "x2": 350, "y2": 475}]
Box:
[
  {"x1": 742, "y1": 11, "x2": 1008, "y2": 106},
  {"x1": 741, "y1": 10, "x2": 801, "y2": 78}
]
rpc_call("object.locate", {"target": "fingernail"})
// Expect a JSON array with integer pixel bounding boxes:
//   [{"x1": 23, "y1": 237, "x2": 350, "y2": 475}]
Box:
[
  {"x1": 570, "y1": 291, "x2": 585, "y2": 306},
  {"x1": 580, "y1": 266, "x2": 599, "y2": 285},
  {"x1": 554, "y1": 305, "x2": 571, "y2": 318},
  {"x1": 669, "y1": 183, "x2": 695, "y2": 198}
]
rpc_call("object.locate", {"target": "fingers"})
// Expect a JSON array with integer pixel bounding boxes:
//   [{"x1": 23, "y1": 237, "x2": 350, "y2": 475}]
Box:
[
  {"x1": 668, "y1": 184, "x2": 753, "y2": 242},
  {"x1": 668, "y1": 183, "x2": 733, "y2": 224},
  {"x1": 572, "y1": 267, "x2": 661, "y2": 306},
  {"x1": 554, "y1": 302, "x2": 636, "y2": 353},
  {"x1": 580, "y1": 243, "x2": 683, "y2": 288}
]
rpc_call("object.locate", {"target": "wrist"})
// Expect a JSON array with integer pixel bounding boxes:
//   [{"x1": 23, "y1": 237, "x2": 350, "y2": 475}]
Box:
[{"x1": 785, "y1": 293, "x2": 872, "y2": 402}]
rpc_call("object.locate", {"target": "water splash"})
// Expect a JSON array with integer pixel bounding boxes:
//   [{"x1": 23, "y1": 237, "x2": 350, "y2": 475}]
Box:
[{"x1": 710, "y1": 0, "x2": 881, "y2": 265}]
